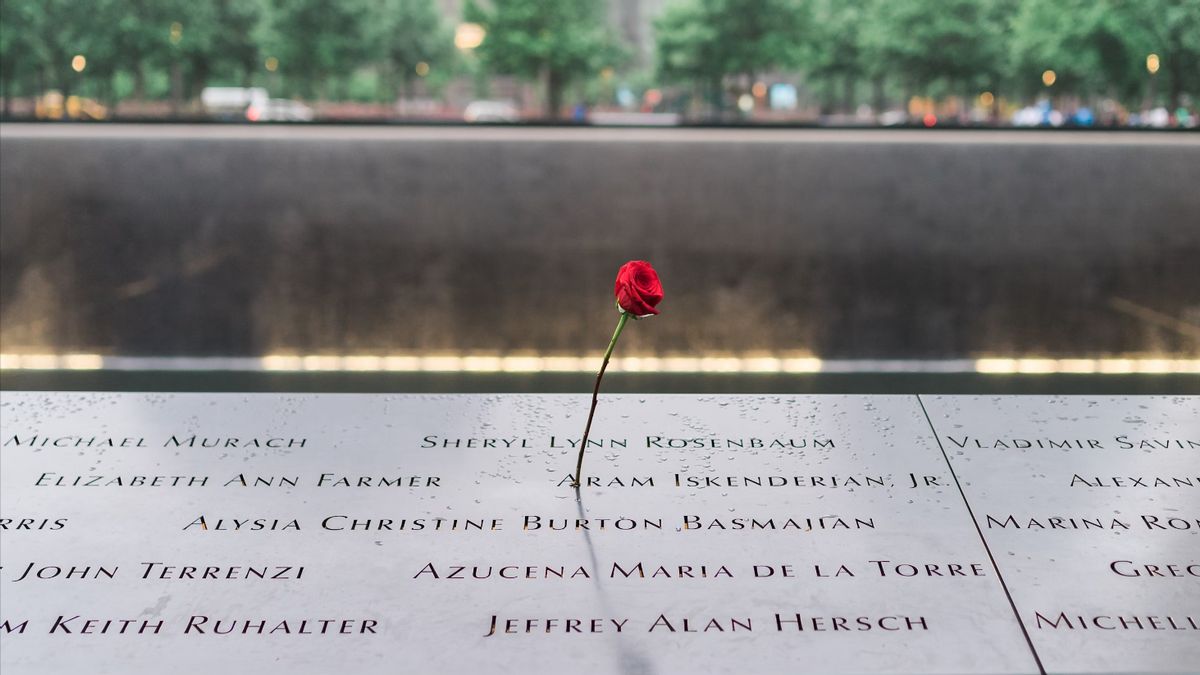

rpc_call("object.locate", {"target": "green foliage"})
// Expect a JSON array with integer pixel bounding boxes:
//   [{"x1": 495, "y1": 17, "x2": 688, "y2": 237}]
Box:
[
  {"x1": 1010, "y1": 0, "x2": 1138, "y2": 97},
  {"x1": 860, "y1": 0, "x2": 1010, "y2": 94},
  {"x1": 656, "y1": 0, "x2": 809, "y2": 88},
  {"x1": 207, "y1": 0, "x2": 267, "y2": 85},
  {"x1": 2, "y1": 0, "x2": 93, "y2": 95},
  {"x1": 805, "y1": 0, "x2": 871, "y2": 111},
  {"x1": 655, "y1": 0, "x2": 721, "y2": 86},
  {"x1": 1, "y1": 0, "x2": 43, "y2": 96},
  {"x1": 345, "y1": 67, "x2": 383, "y2": 101},
  {"x1": 807, "y1": 0, "x2": 864, "y2": 79},
  {"x1": 465, "y1": 0, "x2": 623, "y2": 116},
  {"x1": 1008, "y1": 0, "x2": 1199, "y2": 106},
  {"x1": 373, "y1": 0, "x2": 456, "y2": 99},
  {"x1": 0, "y1": 0, "x2": 265, "y2": 105},
  {"x1": 271, "y1": 0, "x2": 370, "y2": 98},
  {"x1": 1110, "y1": 0, "x2": 1200, "y2": 106}
]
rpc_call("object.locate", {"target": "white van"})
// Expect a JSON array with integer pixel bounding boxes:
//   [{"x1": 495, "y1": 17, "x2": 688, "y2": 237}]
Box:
[{"x1": 201, "y1": 87, "x2": 270, "y2": 120}]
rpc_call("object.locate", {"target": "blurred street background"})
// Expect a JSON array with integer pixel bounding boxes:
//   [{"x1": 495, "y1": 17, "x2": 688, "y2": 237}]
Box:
[{"x1": 1, "y1": 0, "x2": 1197, "y2": 128}]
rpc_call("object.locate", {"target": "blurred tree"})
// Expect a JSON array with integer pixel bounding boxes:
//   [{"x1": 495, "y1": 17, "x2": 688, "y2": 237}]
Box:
[
  {"x1": 177, "y1": 0, "x2": 265, "y2": 95},
  {"x1": 18, "y1": 0, "x2": 113, "y2": 99},
  {"x1": 860, "y1": 0, "x2": 1009, "y2": 102},
  {"x1": 1111, "y1": 0, "x2": 1200, "y2": 109},
  {"x1": 807, "y1": 0, "x2": 866, "y2": 113},
  {"x1": 655, "y1": 0, "x2": 720, "y2": 100},
  {"x1": 374, "y1": 0, "x2": 455, "y2": 100},
  {"x1": 1010, "y1": 0, "x2": 1141, "y2": 100},
  {"x1": 465, "y1": 0, "x2": 622, "y2": 118},
  {"x1": 0, "y1": 0, "x2": 43, "y2": 113},
  {"x1": 656, "y1": 0, "x2": 809, "y2": 111},
  {"x1": 103, "y1": 0, "x2": 175, "y2": 100},
  {"x1": 76, "y1": 0, "x2": 264, "y2": 110},
  {"x1": 0, "y1": 0, "x2": 150, "y2": 108},
  {"x1": 271, "y1": 0, "x2": 369, "y2": 98}
]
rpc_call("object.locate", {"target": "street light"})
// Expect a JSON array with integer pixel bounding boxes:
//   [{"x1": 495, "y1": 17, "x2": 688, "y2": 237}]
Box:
[
  {"x1": 71, "y1": 55, "x2": 86, "y2": 73},
  {"x1": 455, "y1": 23, "x2": 486, "y2": 50},
  {"x1": 1042, "y1": 70, "x2": 1056, "y2": 87},
  {"x1": 1145, "y1": 53, "x2": 1160, "y2": 111}
]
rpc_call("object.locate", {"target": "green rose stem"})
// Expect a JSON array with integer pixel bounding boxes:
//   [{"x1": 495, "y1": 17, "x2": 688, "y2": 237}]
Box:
[{"x1": 572, "y1": 311, "x2": 630, "y2": 488}]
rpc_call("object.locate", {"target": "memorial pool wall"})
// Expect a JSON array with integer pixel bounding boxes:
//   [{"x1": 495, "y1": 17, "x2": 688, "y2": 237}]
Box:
[{"x1": 1, "y1": 125, "x2": 1197, "y2": 360}]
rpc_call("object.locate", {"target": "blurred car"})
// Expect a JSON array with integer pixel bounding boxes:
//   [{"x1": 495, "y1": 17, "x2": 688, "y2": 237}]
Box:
[
  {"x1": 247, "y1": 99, "x2": 315, "y2": 122},
  {"x1": 201, "y1": 86, "x2": 269, "y2": 120},
  {"x1": 588, "y1": 111, "x2": 680, "y2": 126},
  {"x1": 1138, "y1": 107, "x2": 1171, "y2": 128},
  {"x1": 35, "y1": 91, "x2": 107, "y2": 120},
  {"x1": 463, "y1": 100, "x2": 519, "y2": 123},
  {"x1": 1012, "y1": 106, "x2": 1042, "y2": 126},
  {"x1": 1013, "y1": 102, "x2": 1063, "y2": 127}
]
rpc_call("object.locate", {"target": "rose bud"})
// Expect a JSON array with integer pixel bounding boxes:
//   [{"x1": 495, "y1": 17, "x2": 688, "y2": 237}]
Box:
[{"x1": 614, "y1": 260, "x2": 664, "y2": 318}]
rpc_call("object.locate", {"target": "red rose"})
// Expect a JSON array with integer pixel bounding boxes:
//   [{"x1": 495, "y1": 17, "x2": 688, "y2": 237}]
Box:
[
  {"x1": 614, "y1": 260, "x2": 664, "y2": 317},
  {"x1": 573, "y1": 260, "x2": 663, "y2": 486}
]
